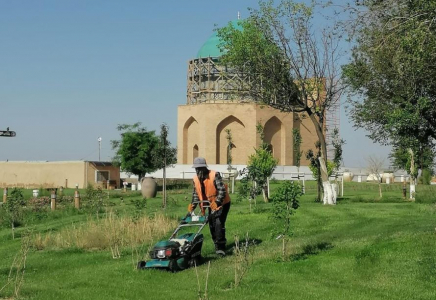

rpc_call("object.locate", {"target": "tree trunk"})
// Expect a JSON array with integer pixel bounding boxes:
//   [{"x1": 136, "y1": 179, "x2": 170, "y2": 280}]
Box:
[
  {"x1": 410, "y1": 180, "x2": 416, "y2": 200},
  {"x1": 308, "y1": 109, "x2": 330, "y2": 204},
  {"x1": 262, "y1": 184, "x2": 269, "y2": 202},
  {"x1": 319, "y1": 157, "x2": 336, "y2": 205},
  {"x1": 162, "y1": 165, "x2": 167, "y2": 208},
  {"x1": 162, "y1": 145, "x2": 167, "y2": 208},
  {"x1": 307, "y1": 110, "x2": 327, "y2": 160}
]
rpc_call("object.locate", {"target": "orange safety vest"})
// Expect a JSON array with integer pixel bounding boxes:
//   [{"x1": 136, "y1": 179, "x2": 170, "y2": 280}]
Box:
[{"x1": 193, "y1": 170, "x2": 231, "y2": 206}]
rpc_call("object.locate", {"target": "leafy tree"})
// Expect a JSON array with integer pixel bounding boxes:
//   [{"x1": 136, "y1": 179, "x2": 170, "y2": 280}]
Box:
[
  {"x1": 390, "y1": 143, "x2": 434, "y2": 181},
  {"x1": 239, "y1": 124, "x2": 278, "y2": 204},
  {"x1": 248, "y1": 147, "x2": 278, "y2": 203},
  {"x1": 111, "y1": 123, "x2": 161, "y2": 179},
  {"x1": 217, "y1": 0, "x2": 345, "y2": 190},
  {"x1": 271, "y1": 181, "x2": 301, "y2": 261},
  {"x1": 342, "y1": 0, "x2": 436, "y2": 173}
]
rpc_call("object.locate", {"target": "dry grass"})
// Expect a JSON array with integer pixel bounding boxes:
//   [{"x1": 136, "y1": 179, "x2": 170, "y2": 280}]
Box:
[
  {"x1": 32, "y1": 212, "x2": 177, "y2": 257},
  {"x1": 0, "y1": 231, "x2": 31, "y2": 299}
]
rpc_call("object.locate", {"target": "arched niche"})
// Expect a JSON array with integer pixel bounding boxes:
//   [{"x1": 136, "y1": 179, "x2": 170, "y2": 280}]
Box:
[
  {"x1": 216, "y1": 115, "x2": 246, "y2": 164},
  {"x1": 183, "y1": 116, "x2": 199, "y2": 164},
  {"x1": 264, "y1": 116, "x2": 283, "y2": 164},
  {"x1": 193, "y1": 144, "x2": 199, "y2": 161}
]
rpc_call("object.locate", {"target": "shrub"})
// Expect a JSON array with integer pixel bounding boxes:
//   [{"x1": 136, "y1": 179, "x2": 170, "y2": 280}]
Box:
[
  {"x1": 84, "y1": 184, "x2": 107, "y2": 214},
  {"x1": 271, "y1": 181, "x2": 301, "y2": 261},
  {"x1": 1, "y1": 188, "x2": 25, "y2": 238},
  {"x1": 418, "y1": 169, "x2": 433, "y2": 185}
]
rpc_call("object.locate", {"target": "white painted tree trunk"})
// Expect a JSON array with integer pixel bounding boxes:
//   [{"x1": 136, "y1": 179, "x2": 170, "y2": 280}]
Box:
[
  {"x1": 331, "y1": 183, "x2": 338, "y2": 202},
  {"x1": 319, "y1": 157, "x2": 337, "y2": 205},
  {"x1": 410, "y1": 183, "x2": 416, "y2": 200},
  {"x1": 322, "y1": 181, "x2": 336, "y2": 205}
]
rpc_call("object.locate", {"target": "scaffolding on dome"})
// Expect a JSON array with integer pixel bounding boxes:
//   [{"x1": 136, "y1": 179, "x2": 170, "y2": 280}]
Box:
[
  {"x1": 186, "y1": 57, "x2": 251, "y2": 104},
  {"x1": 325, "y1": 97, "x2": 341, "y2": 162}
]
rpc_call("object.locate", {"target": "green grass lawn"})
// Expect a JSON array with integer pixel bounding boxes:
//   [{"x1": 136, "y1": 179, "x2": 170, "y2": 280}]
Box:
[{"x1": 1, "y1": 182, "x2": 436, "y2": 300}]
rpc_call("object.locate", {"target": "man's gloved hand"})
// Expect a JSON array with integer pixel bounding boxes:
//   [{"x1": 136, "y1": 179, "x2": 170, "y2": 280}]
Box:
[
  {"x1": 210, "y1": 201, "x2": 221, "y2": 211},
  {"x1": 188, "y1": 203, "x2": 194, "y2": 212}
]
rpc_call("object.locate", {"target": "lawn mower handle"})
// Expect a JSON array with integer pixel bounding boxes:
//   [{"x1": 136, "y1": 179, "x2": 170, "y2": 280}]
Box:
[{"x1": 182, "y1": 200, "x2": 214, "y2": 221}]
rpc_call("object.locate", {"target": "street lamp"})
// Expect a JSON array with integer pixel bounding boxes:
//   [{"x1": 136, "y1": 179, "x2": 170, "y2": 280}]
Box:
[{"x1": 97, "y1": 137, "x2": 102, "y2": 161}]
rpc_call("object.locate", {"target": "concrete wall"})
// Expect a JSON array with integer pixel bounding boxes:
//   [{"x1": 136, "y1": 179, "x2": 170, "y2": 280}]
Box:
[
  {"x1": 177, "y1": 103, "x2": 318, "y2": 166},
  {"x1": 0, "y1": 161, "x2": 121, "y2": 189},
  {"x1": 0, "y1": 161, "x2": 86, "y2": 188}
]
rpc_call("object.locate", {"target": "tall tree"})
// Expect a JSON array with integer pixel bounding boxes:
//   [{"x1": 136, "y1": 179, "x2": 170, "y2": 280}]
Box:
[
  {"x1": 342, "y1": 0, "x2": 436, "y2": 173},
  {"x1": 217, "y1": 0, "x2": 345, "y2": 204},
  {"x1": 111, "y1": 123, "x2": 160, "y2": 179},
  {"x1": 153, "y1": 123, "x2": 177, "y2": 208}
]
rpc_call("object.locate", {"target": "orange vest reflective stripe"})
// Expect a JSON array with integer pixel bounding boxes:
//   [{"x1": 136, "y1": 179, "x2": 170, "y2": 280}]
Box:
[{"x1": 193, "y1": 170, "x2": 230, "y2": 205}]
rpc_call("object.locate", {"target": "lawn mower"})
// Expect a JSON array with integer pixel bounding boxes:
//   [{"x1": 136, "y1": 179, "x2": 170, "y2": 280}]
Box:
[{"x1": 137, "y1": 201, "x2": 212, "y2": 272}]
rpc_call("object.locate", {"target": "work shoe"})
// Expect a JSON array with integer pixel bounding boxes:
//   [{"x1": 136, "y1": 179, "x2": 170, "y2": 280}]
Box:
[{"x1": 215, "y1": 249, "x2": 226, "y2": 256}]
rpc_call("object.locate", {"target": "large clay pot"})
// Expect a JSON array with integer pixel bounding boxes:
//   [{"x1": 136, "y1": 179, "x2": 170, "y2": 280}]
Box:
[
  {"x1": 141, "y1": 177, "x2": 157, "y2": 199},
  {"x1": 343, "y1": 172, "x2": 354, "y2": 182}
]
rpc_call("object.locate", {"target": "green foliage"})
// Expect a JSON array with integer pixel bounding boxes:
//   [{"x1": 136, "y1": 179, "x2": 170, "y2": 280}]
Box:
[
  {"x1": 249, "y1": 148, "x2": 278, "y2": 189},
  {"x1": 343, "y1": 0, "x2": 436, "y2": 168},
  {"x1": 309, "y1": 160, "x2": 336, "y2": 178},
  {"x1": 217, "y1": 0, "x2": 344, "y2": 204},
  {"x1": 1, "y1": 182, "x2": 436, "y2": 299},
  {"x1": 111, "y1": 122, "x2": 168, "y2": 179},
  {"x1": 131, "y1": 198, "x2": 147, "y2": 220},
  {"x1": 418, "y1": 169, "x2": 433, "y2": 185},
  {"x1": 225, "y1": 128, "x2": 234, "y2": 168},
  {"x1": 217, "y1": 0, "x2": 344, "y2": 163},
  {"x1": 271, "y1": 181, "x2": 301, "y2": 236},
  {"x1": 238, "y1": 123, "x2": 278, "y2": 203},
  {"x1": 217, "y1": 18, "x2": 299, "y2": 105},
  {"x1": 390, "y1": 145, "x2": 434, "y2": 177},
  {"x1": 305, "y1": 141, "x2": 323, "y2": 202},
  {"x1": 239, "y1": 147, "x2": 278, "y2": 203},
  {"x1": 1, "y1": 188, "x2": 25, "y2": 237},
  {"x1": 271, "y1": 181, "x2": 301, "y2": 261},
  {"x1": 84, "y1": 184, "x2": 106, "y2": 214},
  {"x1": 292, "y1": 128, "x2": 303, "y2": 168},
  {"x1": 236, "y1": 177, "x2": 258, "y2": 203},
  {"x1": 331, "y1": 128, "x2": 345, "y2": 171}
]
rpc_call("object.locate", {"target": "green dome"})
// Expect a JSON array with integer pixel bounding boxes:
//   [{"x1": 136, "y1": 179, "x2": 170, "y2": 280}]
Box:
[{"x1": 196, "y1": 20, "x2": 243, "y2": 59}]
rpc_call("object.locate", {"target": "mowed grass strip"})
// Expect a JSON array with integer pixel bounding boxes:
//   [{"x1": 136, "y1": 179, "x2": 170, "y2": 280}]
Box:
[{"x1": 0, "y1": 182, "x2": 435, "y2": 300}]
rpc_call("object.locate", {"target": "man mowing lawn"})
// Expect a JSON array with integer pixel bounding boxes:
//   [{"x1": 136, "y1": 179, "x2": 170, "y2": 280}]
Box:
[{"x1": 188, "y1": 157, "x2": 231, "y2": 256}]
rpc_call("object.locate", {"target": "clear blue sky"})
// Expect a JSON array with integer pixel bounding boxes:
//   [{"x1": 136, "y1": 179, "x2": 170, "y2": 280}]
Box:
[{"x1": 0, "y1": 0, "x2": 390, "y2": 167}]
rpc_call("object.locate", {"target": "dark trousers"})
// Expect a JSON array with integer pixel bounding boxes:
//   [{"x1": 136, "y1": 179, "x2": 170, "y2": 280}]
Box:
[{"x1": 209, "y1": 202, "x2": 230, "y2": 250}]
